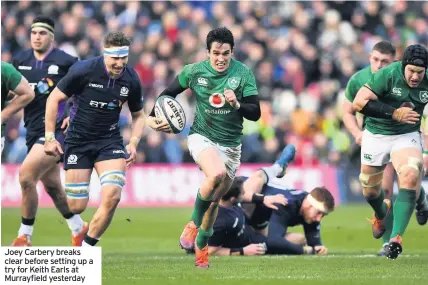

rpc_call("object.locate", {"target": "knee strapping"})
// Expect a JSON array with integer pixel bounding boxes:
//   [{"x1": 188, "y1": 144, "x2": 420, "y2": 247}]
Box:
[
  {"x1": 99, "y1": 171, "x2": 126, "y2": 189},
  {"x1": 65, "y1": 182, "x2": 90, "y2": 199},
  {"x1": 397, "y1": 157, "x2": 422, "y2": 175},
  {"x1": 359, "y1": 170, "x2": 384, "y2": 188}
]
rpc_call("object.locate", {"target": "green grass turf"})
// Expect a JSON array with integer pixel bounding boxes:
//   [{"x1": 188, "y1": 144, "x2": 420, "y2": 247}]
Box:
[{"x1": 2, "y1": 205, "x2": 427, "y2": 285}]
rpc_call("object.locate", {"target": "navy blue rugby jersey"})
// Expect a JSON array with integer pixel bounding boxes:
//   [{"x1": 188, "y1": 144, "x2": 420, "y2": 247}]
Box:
[
  {"x1": 12, "y1": 48, "x2": 78, "y2": 136},
  {"x1": 56, "y1": 56, "x2": 143, "y2": 142}
]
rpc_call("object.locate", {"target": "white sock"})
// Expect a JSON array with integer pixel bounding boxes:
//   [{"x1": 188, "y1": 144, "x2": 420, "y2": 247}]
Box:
[
  {"x1": 262, "y1": 164, "x2": 283, "y2": 181},
  {"x1": 18, "y1": 224, "x2": 33, "y2": 236},
  {"x1": 66, "y1": 214, "x2": 84, "y2": 236},
  {"x1": 82, "y1": 241, "x2": 93, "y2": 247}
]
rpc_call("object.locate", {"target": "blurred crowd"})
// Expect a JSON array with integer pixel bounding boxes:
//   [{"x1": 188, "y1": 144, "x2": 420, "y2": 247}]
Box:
[{"x1": 1, "y1": 1, "x2": 428, "y2": 166}]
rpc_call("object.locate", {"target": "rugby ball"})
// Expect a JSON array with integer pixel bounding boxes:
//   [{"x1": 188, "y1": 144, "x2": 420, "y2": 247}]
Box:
[{"x1": 154, "y1": 95, "x2": 186, "y2": 134}]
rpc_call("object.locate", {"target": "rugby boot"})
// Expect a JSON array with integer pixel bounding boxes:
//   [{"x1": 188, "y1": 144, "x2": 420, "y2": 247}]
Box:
[
  {"x1": 11, "y1": 235, "x2": 32, "y2": 246},
  {"x1": 194, "y1": 242, "x2": 209, "y2": 268},
  {"x1": 385, "y1": 235, "x2": 403, "y2": 260},
  {"x1": 368, "y1": 199, "x2": 392, "y2": 239},
  {"x1": 276, "y1": 144, "x2": 296, "y2": 178},
  {"x1": 72, "y1": 222, "x2": 89, "y2": 246},
  {"x1": 179, "y1": 221, "x2": 198, "y2": 250}
]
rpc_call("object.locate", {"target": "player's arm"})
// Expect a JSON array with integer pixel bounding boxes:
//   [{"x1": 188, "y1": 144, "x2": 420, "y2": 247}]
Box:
[
  {"x1": 209, "y1": 244, "x2": 266, "y2": 256},
  {"x1": 342, "y1": 78, "x2": 363, "y2": 144},
  {"x1": 125, "y1": 78, "x2": 147, "y2": 167},
  {"x1": 45, "y1": 63, "x2": 86, "y2": 156},
  {"x1": 1, "y1": 75, "x2": 35, "y2": 122},
  {"x1": 303, "y1": 223, "x2": 328, "y2": 255},
  {"x1": 353, "y1": 74, "x2": 419, "y2": 124},
  {"x1": 266, "y1": 211, "x2": 314, "y2": 255},
  {"x1": 226, "y1": 69, "x2": 261, "y2": 121}
]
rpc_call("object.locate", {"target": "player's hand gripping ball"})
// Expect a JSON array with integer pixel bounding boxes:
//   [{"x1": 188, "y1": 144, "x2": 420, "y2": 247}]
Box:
[{"x1": 153, "y1": 95, "x2": 186, "y2": 134}]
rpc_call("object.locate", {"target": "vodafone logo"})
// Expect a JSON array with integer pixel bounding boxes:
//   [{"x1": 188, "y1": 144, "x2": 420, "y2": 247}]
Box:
[{"x1": 209, "y1": 93, "x2": 225, "y2": 108}]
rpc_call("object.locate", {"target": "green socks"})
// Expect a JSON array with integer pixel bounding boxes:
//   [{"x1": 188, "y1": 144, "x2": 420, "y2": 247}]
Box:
[
  {"x1": 365, "y1": 188, "x2": 388, "y2": 220},
  {"x1": 390, "y1": 189, "x2": 416, "y2": 238},
  {"x1": 190, "y1": 191, "x2": 212, "y2": 227},
  {"x1": 382, "y1": 205, "x2": 394, "y2": 244},
  {"x1": 196, "y1": 228, "x2": 214, "y2": 250}
]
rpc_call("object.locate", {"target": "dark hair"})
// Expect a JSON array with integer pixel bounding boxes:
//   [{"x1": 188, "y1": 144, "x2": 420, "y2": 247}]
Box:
[
  {"x1": 221, "y1": 177, "x2": 244, "y2": 201},
  {"x1": 206, "y1": 27, "x2": 234, "y2": 51},
  {"x1": 103, "y1": 31, "x2": 132, "y2": 48},
  {"x1": 32, "y1": 15, "x2": 55, "y2": 29},
  {"x1": 310, "y1": 186, "x2": 335, "y2": 212},
  {"x1": 372, "y1": 41, "x2": 396, "y2": 56}
]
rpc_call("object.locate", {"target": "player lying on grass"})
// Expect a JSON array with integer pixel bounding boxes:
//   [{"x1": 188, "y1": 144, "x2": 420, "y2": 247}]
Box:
[{"x1": 198, "y1": 145, "x2": 333, "y2": 256}]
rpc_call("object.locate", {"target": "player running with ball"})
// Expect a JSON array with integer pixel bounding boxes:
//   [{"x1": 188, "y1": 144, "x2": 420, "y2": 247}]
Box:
[
  {"x1": 353, "y1": 44, "x2": 428, "y2": 259},
  {"x1": 147, "y1": 27, "x2": 261, "y2": 268}
]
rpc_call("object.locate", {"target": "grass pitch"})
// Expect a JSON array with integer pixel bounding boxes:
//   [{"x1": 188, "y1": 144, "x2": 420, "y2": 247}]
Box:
[{"x1": 2, "y1": 205, "x2": 427, "y2": 285}]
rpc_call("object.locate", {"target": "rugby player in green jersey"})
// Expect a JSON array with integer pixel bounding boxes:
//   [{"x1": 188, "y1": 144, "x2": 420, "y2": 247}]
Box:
[
  {"x1": 1, "y1": 61, "x2": 35, "y2": 154},
  {"x1": 342, "y1": 41, "x2": 428, "y2": 256},
  {"x1": 147, "y1": 27, "x2": 261, "y2": 267},
  {"x1": 353, "y1": 44, "x2": 428, "y2": 259}
]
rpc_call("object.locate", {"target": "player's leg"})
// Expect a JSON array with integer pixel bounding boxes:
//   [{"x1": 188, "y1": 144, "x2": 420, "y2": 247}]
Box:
[
  {"x1": 360, "y1": 131, "x2": 392, "y2": 239},
  {"x1": 82, "y1": 159, "x2": 126, "y2": 246},
  {"x1": 12, "y1": 143, "x2": 58, "y2": 246},
  {"x1": 40, "y1": 163, "x2": 87, "y2": 245},
  {"x1": 378, "y1": 163, "x2": 395, "y2": 255},
  {"x1": 387, "y1": 142, "x2": 423, "y2": 259},
  {"x1": 241, "y1": 144, "x2": 296, "y2": 219},
  {"x1": 193, "y1": 148, "x2": 231, "y2": 267},
  {"x1": 180, "y1": 134, "x2": 227, "y2": 251}
]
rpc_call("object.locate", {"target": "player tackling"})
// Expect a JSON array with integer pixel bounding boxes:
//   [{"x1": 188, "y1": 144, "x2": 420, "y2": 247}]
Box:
[
  {"x1": 147, "y1": 27, "x2": 261, "y2": 267},
  {"x1": 353, "y1": 44, "x2": 428, "y2": 259},
  {"x1": 44, "y1": 31, "x2": 146, "y2": 246}
]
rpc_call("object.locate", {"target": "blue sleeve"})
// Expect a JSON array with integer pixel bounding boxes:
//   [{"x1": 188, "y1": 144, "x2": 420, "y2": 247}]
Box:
[
  {"x1": 304, "y1": 222, "x2": 322, "y2": 246},
  {"x1": 208, "y1": 216, "x2": 231, "y2": 247},
  {"x1": 266, "y1": 210, "x2": 304, "y2": 255},
  {"x1": 128, "y1": 77, "x2": 144, "y2": 112},
  {"x1": 56, "y1": 62, "x2": 89, "y2": 97}
]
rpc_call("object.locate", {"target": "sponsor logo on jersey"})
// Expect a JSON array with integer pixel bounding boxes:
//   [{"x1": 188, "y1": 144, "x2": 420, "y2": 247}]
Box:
[
  {"x1": 205, "y1": 109, "x2": 231, "y2": 115},
  {"x1": 197, "y1": 77, "x2": 208, "y2": 87},
  {"x1": 89, "y1": 99, "x2": 123, "y2": 109},
  {"x1": 228, "y1": 77, "x2": 240, "y2": 90},
  {"x1": 89, "y1": 83, "x2": 103, "y2": 89},
  {"x1": 208, "y1": 93, "x2": 225, "y2": 108},
  {"x1": 48, "y1": 65, "x2": 59, "y2": 75},
  {"x1": 363, "y1": 153, "x2": 373, "y2": 162},
  {"x1": 67, "y1": 154, "x2": 78, "y2": 165},
  {"x1": 113, "y1": 150, "x2": 125, "y2": 154},
  {"x1": 18, "y1": 66, "x2": 32, "y2": 70},
  {"x1": 120, "y1": 86, "x2": 129, "y2": 97},
  {"x1": 392, "y1": 87, "x2": 402, "y2": 96},
  {"x1": 419, "y1": 91, "x2": 428, "y2": 103}
]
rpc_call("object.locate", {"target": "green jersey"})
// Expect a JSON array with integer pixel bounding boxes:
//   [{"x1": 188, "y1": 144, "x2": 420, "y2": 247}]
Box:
[
  {"x1": 345, "y1": 65, "x2": 372, "y2": 102},
  {"x1": 178, "y1": 59, "x2": 258, "y2": 147},
  {"x1": 365, "y1": 61, "x2": 428, "y2": 135},
  {"x1": 1, "y1": 61, "x2": 22, "y2": 137}
]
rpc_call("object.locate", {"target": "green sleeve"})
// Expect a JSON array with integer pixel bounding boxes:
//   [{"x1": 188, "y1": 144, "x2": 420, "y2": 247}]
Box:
[
  {"x1": 365, "y1": 68, "x2": 391, "y2": 98},
  {"x1": 177, "y1": 64, "x2": 193, "y2": 89},
  {"x1": 2, "y1": 62, "x2": 22, "y2": 92},
  {"x1": 243, "y1": 69, "x2": 258, "y2": 97},
  {"x1": 344, "y1": 75, "x2": 360, "y2": 102}
]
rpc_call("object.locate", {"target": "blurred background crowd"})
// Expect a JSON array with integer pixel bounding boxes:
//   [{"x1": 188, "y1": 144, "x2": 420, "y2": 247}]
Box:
[{"x1": 1, "y1": 0, "x2": 428, "y2": 166}]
